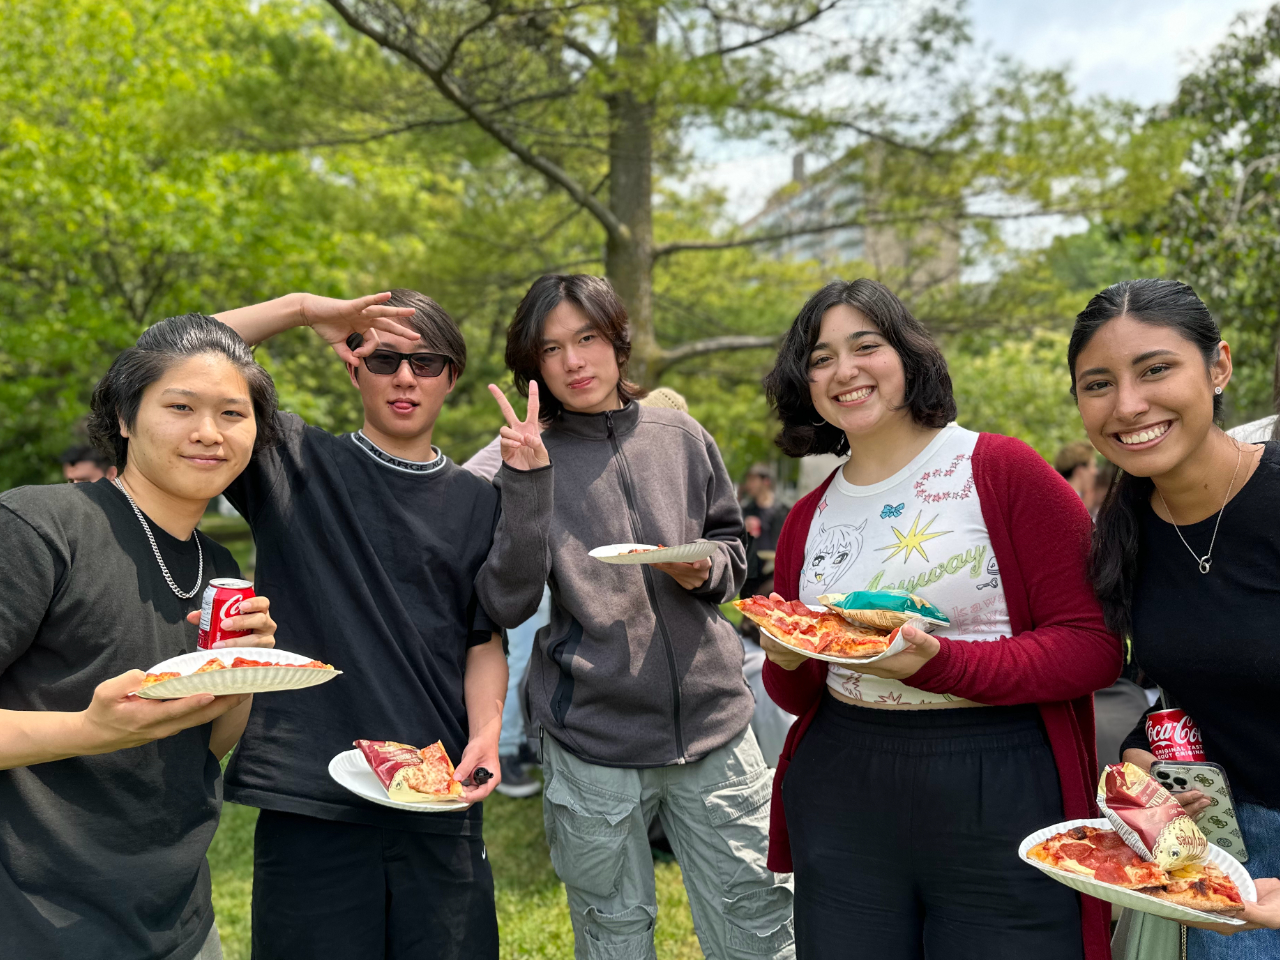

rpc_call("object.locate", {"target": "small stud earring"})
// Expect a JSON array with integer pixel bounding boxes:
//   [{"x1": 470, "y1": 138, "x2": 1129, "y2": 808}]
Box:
[{"x1": 1215, "y1": 386, "x2": 1223, "y2": 395}]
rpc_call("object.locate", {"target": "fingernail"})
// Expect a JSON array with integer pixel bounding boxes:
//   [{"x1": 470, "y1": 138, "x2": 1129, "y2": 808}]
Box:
[{"x1": 211, "y1": 641, "x2": 224, "y2": 649}]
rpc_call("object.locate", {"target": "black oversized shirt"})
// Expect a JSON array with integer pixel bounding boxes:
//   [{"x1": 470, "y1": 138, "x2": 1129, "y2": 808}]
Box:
[
  {"x1": 0, "y1": 480, "x2": 239, "y2": 960},
  {"x1": 1128, "y1": 441, "x2": 1280, "y2": 809},
  {"x1": 222, "y1": 413, "x2": 499, "y2": 834}
]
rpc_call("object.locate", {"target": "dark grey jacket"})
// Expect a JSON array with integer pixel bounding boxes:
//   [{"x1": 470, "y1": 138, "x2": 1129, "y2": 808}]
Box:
[{"x1": 476, "y1": 401, "x2": 753, "y2": 767}]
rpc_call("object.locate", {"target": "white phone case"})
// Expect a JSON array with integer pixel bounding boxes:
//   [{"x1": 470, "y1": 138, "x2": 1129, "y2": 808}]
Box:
[{"x1": 1150, "y1": 760, "x2": 1248, "y2": 864}]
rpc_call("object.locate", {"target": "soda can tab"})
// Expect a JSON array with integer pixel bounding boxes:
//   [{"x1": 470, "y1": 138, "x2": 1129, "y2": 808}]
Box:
[
  {"x1": 1097, "y1": 761, "x2": 1208, "y2": 870},
  {"x1": 197, "y1": 578, "x2": 255, "y2": 650},
  {"x1": 1146, "y1": 708, "x2": 1207, "y2": 762}
]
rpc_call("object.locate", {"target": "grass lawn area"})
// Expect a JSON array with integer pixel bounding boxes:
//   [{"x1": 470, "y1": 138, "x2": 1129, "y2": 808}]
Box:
[{"x1": 208, "y1": 788, "x2": 705, "y2": 959}]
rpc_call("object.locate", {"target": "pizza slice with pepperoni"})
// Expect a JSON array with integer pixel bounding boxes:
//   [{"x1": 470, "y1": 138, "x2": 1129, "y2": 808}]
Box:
[{"x1": 732, "y1": 594, "x2": 893, "y2": 659}]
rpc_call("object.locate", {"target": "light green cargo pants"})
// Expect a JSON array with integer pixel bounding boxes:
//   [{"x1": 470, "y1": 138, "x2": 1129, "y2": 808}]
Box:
[{"x1": 541, "y1": 727, "x2": 795, "y2": 960}]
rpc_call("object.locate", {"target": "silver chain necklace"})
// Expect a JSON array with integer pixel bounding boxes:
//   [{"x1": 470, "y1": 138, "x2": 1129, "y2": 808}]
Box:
[
  {"x1": 112, "y1": 477, "x2": 204, "y2": 598},
  {"x1": 1155, "y1": 440, "x2": 1243, "y2": 575}
]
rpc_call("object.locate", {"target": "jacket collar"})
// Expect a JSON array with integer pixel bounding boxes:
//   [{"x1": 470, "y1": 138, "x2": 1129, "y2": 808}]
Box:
[{"x1": 551, "y1": 399, "x2": 640, "y2": 441}]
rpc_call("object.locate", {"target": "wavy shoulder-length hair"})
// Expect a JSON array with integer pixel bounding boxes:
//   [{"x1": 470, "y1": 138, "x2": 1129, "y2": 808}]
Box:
[{"x1": 764, "y1": 278, "x2": 955, "y2": 457}]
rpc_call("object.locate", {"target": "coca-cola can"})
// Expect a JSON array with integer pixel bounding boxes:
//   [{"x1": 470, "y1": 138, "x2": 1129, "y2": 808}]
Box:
[
  {"x1": 197, "y1": 578, "x2": 255, "y2": 650},
  {"x1": 1146, "y1": 708, "x2": 1206, "y2": 762}
]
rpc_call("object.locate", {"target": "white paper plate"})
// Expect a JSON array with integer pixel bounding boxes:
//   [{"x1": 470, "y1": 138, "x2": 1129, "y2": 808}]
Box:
[
  {"x1": 756, "y1": 604, "x2": 935, "y2": 665},
  {"x1": 328, "y1": 749, "x2": 471, "y2": 813},
  {"x1": 589, "y1": 542, "x2": 719, "y2": 565},
  {"x1": 1019, "y1": 818, "x2": 1253, "y2": 925},
  {"x1": 134, "y1": 647, "x2": 342, "y2": 700}
]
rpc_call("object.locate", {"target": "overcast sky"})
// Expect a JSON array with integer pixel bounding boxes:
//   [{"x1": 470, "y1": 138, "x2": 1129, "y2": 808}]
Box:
[{"x1": 699, "y1": 0, "x2": 1264, "y2": 220}]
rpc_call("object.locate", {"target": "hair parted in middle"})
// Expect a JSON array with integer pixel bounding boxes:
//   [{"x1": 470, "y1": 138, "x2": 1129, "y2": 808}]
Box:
[
  {"x1": 765, "y1": 278, "x2": 956, "y2": 458},
  {"x1": 505, "y1": 274, "x2": 641, "y2": 422}
]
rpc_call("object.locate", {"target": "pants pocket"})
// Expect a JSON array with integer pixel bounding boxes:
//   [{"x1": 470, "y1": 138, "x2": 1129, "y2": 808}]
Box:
[
  {"x1": 700, "y1": 767, "x2": 776, "y2": 893},
  {"x1": 545, "y1": 771, "x2": 637, "y2": 899}
]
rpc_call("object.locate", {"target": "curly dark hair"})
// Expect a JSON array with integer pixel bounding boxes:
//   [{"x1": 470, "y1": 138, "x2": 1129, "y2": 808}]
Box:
[
  {"x1": 88, "y1": 313, "x2": 279, "y2": 470},
  {"x1": 764, "y1": 278, "x2": 956, "y2": 457},
  {"x1": 505, "y1": 274, "x2": 641, "y2": 422}
]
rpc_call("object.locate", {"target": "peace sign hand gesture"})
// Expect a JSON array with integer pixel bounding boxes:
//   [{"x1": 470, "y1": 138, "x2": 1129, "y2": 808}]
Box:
[{"x1": 489, "y1": 382, "x2": 550, "y2": 471}]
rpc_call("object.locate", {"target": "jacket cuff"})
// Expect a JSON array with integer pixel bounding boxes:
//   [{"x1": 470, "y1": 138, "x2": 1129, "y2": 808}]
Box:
[{"x1": 905, "y1": 637, "x2": 956, "y2": 694}]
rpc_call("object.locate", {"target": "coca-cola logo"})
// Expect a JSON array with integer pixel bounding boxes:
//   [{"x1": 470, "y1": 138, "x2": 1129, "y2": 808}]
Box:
[
  {"x1": 1147, "y1": 715, "x2": 1202, "y2": 745},
  {"x1": 219, "y1": 593, "x2": 244, "y2": 623}
]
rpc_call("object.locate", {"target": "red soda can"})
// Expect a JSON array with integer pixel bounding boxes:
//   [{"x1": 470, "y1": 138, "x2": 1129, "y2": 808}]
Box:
[
  {"x1": 197, "y1": 578, "x2": 255, "y2": 649},
  {"x1": 1145, "y1": 708, "x2": 1206, "y2": 762}
]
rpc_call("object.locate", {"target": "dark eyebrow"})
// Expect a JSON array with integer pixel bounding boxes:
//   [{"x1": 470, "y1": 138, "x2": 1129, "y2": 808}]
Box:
[
  {"x1": 160, "y1": 387, "x2": 250, "y2": 406},
  {"x1": 542, "y1": 323, "x2": 599, "y2": 346},
  {"x1": 1077, "y1": 349, "x2": 1179, "y2": 381},
  {"x1": 811, "y1": 330, "x2": 877, "y2": 353}
]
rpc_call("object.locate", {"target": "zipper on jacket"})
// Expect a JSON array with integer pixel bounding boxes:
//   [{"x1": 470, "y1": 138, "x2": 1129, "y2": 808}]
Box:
[{"x1": 606, "y1": 410, "x2": 687, "y2": 761}]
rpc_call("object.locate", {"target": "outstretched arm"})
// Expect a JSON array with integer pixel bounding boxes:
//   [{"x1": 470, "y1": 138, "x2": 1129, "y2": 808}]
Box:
[{"x1": 214, "y1": 292, "x2": 418, "y2": 363}]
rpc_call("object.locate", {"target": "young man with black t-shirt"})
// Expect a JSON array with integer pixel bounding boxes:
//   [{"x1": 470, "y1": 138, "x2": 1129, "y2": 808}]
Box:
[{"x1": 212, "y1": 290, "x2": 507, "y2": 960}]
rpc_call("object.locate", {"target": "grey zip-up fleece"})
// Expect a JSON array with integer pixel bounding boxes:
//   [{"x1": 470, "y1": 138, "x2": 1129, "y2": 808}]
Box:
[{"x1": 475, "y1": 401, "x2": 754, "y2": 767}]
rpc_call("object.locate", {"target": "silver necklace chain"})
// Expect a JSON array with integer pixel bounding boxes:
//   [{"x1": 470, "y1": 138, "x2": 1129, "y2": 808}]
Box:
[
  {"x1": 1155, "y1": 440, "x2": 1243, "y2": 575},
  {"x1": 112, "y1": 477, "x2": 204, "y2": 598}
]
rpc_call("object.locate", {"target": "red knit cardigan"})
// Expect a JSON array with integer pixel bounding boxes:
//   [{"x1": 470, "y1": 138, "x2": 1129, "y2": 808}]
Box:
[{"x1": 763, "y1": 432, "x2": 1121, "y2": 960}]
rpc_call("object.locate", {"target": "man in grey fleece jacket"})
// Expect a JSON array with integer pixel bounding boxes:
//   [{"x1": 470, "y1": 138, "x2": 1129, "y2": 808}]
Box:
[{"x1": 477, "y1": 274, "x2": 794, "y2": 960}]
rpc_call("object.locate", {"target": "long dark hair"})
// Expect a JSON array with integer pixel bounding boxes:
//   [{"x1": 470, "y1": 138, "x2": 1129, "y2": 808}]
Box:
[
  {"x1": 1067, "y1": 279, "x2": 1223, "y2": 637},
  {"x1": 505, "y1": 274, "x2": 640, "y2": 422},
  {"x1": 88, "y1": 314, "x2": 279, "y2": 469},
  {"x1": 764, "y1": 278, "x2": 956, "y2": 457}
]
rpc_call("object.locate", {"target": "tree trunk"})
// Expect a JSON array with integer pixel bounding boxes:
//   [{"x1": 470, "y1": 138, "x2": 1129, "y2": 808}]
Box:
[{"x1": 604, "y1": 8, "x2": 660, "y2": 388}]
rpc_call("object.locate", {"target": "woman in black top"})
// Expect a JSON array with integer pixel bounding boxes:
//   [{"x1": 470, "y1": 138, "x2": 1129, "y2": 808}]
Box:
[
  {"x1": 0, "y1": 314, "x2": 279, "y2": 960},
  {"x1": 1068, "y1": 280, "x2": 1280, "y2": 954}
]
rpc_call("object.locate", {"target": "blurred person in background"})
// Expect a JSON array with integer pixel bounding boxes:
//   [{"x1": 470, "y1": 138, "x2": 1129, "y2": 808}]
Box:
[
  {"x1": 1054, "y1": 441, "x2": 1101, "y2": 517},
  {"x1": 0, "y1": 314, "x2": 278, "y2": 960},
  {"x1": 740, "y1": 462, "x2": 790, "y2": 599},
  {"x1": 59, "y1": 443, "x2": 116, "y2": 483}
]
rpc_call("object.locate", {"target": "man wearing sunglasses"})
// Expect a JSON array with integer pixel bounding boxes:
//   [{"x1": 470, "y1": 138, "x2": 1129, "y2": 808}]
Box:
[{"x1": 208, "y1": 289, "x2": 507, "y2": 960}]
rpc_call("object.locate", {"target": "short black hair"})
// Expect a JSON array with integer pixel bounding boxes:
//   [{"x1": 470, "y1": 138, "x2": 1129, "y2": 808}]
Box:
[
  {"x1": 345, "y1": 289, "x2": 466, "y2": 384},
  {"x1": 505, "y1": 274, "x2": 640, "y2": 422},
  {"x1": 87, "y1": 314, "x2": 279, "y2": 469},
  {"x1": 764, "y1": 279, "x2": 956, "y2": 457},
  {"x1": 60, "y1": 444, "x2": 110, "y2": 468}
]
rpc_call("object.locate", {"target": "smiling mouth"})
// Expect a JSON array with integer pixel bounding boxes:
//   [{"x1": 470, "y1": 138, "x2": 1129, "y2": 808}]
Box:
[
  {"x1": 1116, "y1": 421, "x2": 1172, "y2": 445},
  {"x1": 833, "y1": 386, "x2": 874, "y2": 403},
  {"x1": 183, "y1": 455, "x2": 226, "y2": 466}
]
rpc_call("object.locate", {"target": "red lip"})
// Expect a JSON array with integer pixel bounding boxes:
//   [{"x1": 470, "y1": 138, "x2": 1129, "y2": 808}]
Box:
[{"x1": 567, "y1": 377, "x2": 594, "y2": 390}]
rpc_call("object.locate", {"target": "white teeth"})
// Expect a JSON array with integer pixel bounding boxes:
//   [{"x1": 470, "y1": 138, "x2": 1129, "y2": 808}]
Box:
[
  {"x1": 1119, "y1": 423, "x2": 1170, "y2": 444},
  {"x1": 836, "y1": 387, "x2": 873, "y2": 402}
]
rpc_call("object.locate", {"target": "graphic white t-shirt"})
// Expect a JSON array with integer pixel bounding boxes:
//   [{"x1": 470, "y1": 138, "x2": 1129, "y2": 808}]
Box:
[{"x1": 799, "y1": 423, "x2": 1012, "y2": 705}]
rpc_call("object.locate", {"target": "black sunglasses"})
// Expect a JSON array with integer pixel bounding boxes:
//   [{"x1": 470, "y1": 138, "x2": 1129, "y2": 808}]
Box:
[{"x1": 346, "y1": 334, "x2": 451, "y2": 378}]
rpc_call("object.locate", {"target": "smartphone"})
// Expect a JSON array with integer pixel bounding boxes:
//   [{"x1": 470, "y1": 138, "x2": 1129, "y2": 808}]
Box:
[{"x1": 1150, "y1": 760, "x2": 1248, "y2": 864}]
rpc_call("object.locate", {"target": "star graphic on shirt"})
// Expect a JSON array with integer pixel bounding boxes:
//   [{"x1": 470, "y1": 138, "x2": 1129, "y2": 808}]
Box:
[
  {"x1": 875, "y1": 511, "x2": 951, "y2": 564},
  {"x1": 817, "y1": 496, "x2": 828, "y2": 515}
]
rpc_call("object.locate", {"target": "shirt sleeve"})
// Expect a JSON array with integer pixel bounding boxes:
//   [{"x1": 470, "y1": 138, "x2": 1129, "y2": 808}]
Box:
[
  {"x1": 689, "y1": 429, "x2": 748, "y2": 603},
  {"x1": 222, "y1": 411, "x2": 303, "y2": 523},
  {"x1": 460, "y1": 436, "x2": 504, "y2": 483},
  {"x1": 0, "y1": 505, "x2": 62, "y2": 675},
  {"x1": 475, "y1": 464, "x2": 555, "y2": 629},
  {"x1": 1119, "y1": 703, "x2": 1160, "y2": 760}
]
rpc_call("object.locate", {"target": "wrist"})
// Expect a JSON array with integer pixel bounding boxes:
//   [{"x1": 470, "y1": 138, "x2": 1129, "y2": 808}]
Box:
[{"x1": 71, "y1": 709, "x2": 114, "y2": 757}]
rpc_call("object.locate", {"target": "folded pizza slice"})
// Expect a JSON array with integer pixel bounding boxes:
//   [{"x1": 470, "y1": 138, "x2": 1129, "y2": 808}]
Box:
[
  {"x1": 354, "y1": 739, "x2": 465, "y2": 803},
  {"x1": 139, "y1": 671, "x2": 182, "y2": 688},
  {"x1": 193, "y1": 657, "x2": 229, "y2": 673}
]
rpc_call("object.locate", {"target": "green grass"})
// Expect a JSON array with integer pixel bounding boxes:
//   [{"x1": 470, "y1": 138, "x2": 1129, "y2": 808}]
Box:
[{"x1": 208, "y1": 786, "x2": 705, "y2": 959}]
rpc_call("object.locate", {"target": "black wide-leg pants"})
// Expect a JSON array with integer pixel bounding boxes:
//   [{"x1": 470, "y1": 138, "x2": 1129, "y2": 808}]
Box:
[{"x1": 784, "y1": 695, "x2": 1084, "y2": 960}]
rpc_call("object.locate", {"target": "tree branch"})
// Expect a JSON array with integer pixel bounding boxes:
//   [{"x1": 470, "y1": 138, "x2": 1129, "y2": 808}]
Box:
[
  {"x1": 694, "y1": 0, "x2": 844, "y2": 59},
  {"x1": 324, "y1": 0, "x2": 628, "y2": 244},
  {"x1": 660, "y1": 334, "x2": 781, "y2": 367}
]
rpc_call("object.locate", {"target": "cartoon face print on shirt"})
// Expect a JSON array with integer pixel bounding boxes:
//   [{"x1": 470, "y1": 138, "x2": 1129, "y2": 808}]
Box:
[{"x1": 802, "y1": 520, "x2": 866, "y2": 593}]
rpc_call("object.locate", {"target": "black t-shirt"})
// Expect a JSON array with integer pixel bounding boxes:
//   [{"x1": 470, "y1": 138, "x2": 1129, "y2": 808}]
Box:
[
  {"x1": 0, "y1": 480, "x2": 239, "y2": 960},
  {"x1": 1127, "y1": 441, "x2": 1280, "y2": 809},
  {"x1": 222, "y1": 414, "x2": 500, "y2": 834}
]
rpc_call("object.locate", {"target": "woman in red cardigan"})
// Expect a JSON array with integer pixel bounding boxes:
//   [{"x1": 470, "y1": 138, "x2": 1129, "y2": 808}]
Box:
[{"x1": 759, "y1": 279, "x2": 1121, "y2": 960}]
